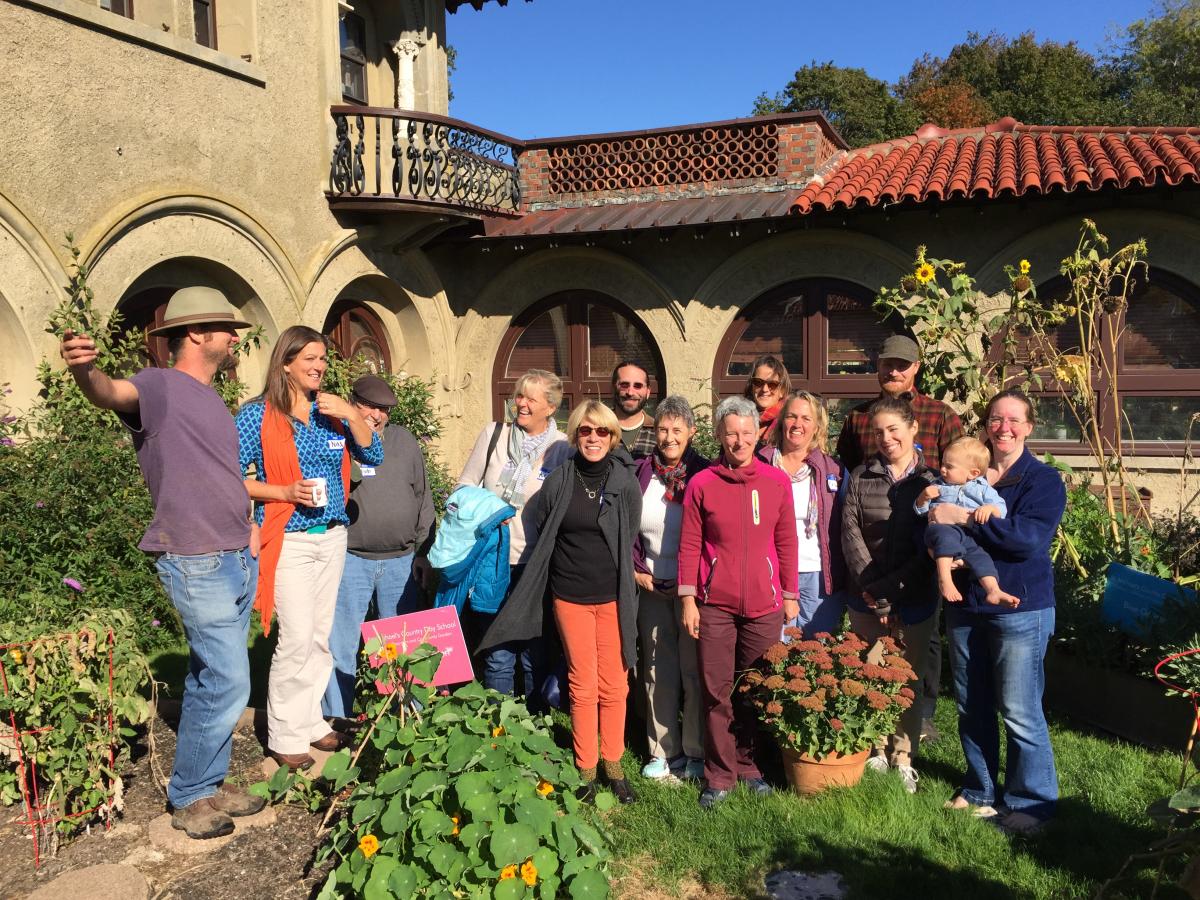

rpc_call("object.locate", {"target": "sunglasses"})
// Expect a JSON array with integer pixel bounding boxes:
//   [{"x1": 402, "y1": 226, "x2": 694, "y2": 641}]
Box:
[
  {"x1": 576, "y1": 425, "x2": 612, "y2": 438},
  {"x1": 616, "y1": 381, "x2": 646, "y2": 390},
  {"x1": 751, "y1": 377, "x2": 781, "y2": 391}
]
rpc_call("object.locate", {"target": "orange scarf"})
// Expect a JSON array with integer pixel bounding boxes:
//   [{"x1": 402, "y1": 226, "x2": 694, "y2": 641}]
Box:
[{"x1": 255, "y1": 402, "x2": 351, "y2": 635}]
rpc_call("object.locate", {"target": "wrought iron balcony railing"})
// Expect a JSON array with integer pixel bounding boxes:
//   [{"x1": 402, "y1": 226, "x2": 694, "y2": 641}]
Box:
[{"x1": 327, "y1": 107, "x2": 522, "y2": 215}]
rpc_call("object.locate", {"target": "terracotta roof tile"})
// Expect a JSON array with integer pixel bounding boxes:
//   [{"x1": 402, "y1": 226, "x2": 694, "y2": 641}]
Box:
[{"x1": 791, "y1": 119, "x2": 1200, "y2": 215}]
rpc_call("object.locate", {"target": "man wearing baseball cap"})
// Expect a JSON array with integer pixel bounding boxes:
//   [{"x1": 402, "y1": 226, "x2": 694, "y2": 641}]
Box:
[
  {"x1": 60, "y1": 286, "x2": 265, "y2": 840},
  {"x1": 834, "y1": 333, "x2": 965, "y2": 745},
  {"x1": 322, "y1": 373, "x2": 435, "y2": 723}
]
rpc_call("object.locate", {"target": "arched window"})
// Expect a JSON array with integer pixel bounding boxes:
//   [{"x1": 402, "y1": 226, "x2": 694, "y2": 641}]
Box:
[
  {"x1": 713, "y1": 279, "x2": 898, "y2": 426},
  {"x1": 323, "y1": 301, "x2": 392, "y2": 373},
  {"x1": 492, "y1": 292, "x2": 664, "y2": 420},
  {"x1": 116, "y1": 287, "x2": 174, "y2": 369}
]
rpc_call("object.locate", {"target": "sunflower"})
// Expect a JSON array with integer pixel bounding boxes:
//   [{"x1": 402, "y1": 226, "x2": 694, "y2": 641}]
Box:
[
  {"x1": 1019, "y1": 259, "x2": 1031, "y2": 274},
  {"x1": 914, "y1": 263, "x2": 935, "y2": 285}
]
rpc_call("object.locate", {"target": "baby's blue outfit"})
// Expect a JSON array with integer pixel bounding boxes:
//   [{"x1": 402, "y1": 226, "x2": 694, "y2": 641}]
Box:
[
  {"x1": 915, "y1": 475, "x2": 1006, "y2": 580},
  {"x1": 914, "y1": 475, "x2": 1007, "y2": 516}
]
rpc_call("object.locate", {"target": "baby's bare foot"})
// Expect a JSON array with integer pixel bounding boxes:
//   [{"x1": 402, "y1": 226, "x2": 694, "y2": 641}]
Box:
[
  {"x1": 939, "y1": 576, "x2": 963, "y2": 604},
  {"x1": 984, "y1": 588, "x2": 1020, "y2": 608}
]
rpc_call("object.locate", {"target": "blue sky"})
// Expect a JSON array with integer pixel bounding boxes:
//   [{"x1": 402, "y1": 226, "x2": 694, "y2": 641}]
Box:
[{"x1": 446, "y1": 0, "x2": 1156, "y2": 139}]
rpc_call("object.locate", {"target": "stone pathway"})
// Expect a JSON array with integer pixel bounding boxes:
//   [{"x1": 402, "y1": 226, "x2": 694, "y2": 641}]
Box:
[
  {"x1": 764, "y1": 870, "x2": 848, "y2": 900},
  {"x1": 27, "y1": 863, "x2": 149, "y2": 900},
  {"x1": 147, "y1": 805, "x2": 277, "y2": 855}
]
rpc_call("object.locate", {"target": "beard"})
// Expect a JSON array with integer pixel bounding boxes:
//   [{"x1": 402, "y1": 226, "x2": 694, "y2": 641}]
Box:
[{"x1": 616, "y1": 394, "x2": 647, "y2": 415}]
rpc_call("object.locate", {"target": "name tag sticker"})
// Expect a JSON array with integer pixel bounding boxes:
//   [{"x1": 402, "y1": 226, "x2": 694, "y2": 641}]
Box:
[
  {"x1": 827, "y1": 473, "x2": 839, "y2": 492},
  {"x1": 537, "y1": 467, "x2": 551, "y2": 481},
  {"x1": 360, "y1": 466, "x2": 376, "y2": 477},
  {"x1": 328, "y1": 438, "x2": 346, "y2": 450}
]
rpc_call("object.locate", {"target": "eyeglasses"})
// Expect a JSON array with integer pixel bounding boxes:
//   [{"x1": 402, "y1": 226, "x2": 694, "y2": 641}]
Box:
[
  {"x1": 576, "y1": 425, "x2": 612, "y2": 438},
  {"x1": 751, "y1": 378, "x2": 781, "y2": 391},
  {"x1": 616, "y1": 381, "x2": 646, "y2": 390},
  {"x1": 986, "y1": 417, "x2": 1028, "y2": 428}
]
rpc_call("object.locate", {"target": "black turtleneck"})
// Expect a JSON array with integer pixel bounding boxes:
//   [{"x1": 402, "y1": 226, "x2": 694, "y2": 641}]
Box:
[{"x1": 550, "y1": 455, "x2": 617, "y2": 603}]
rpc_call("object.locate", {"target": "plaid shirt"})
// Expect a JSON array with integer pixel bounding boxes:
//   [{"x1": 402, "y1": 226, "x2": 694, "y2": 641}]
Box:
[
  {"x1": 619, "y1": 412, "x2": 659, "y2": 460},
  {"x1": 835, "y1": 391, "x2": 964, "y2": 473}
]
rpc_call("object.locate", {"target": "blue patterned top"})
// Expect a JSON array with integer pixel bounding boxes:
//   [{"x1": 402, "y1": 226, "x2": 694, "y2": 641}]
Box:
[{"x1": 236, "y1": 400, "x2": 384, "y2": 532}]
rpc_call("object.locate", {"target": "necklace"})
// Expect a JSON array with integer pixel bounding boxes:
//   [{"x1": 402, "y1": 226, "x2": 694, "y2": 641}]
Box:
[{"x1": 574, "y1": 467, "x2": 605, "y2": 501}]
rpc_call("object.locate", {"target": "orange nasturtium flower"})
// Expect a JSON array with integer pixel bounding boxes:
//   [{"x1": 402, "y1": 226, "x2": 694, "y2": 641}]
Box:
[
  {"x1": 358, "y1": 834, "x2": 380, "y2": 858},
  {"x1": 492, "y1": 726, "x2": 505, "y2": 737},
  {"x1": 521, "y1": 858, "x2": 538, "y2": 886},
  {"x1": 380, "y1": 643, "x2": 398, "y2": 662},
  {"x1": 499, "y1": 864, "x2": 519, "y2": 881},
  {"x1": 915, "y1": 263, "x2": 935, "y2": 284},
  {"x1": 536, "y1": 779, "x2": 554, "y2": 797},
  {"x1": 451, "y1": 814, "x2": 460, "y2": 836}
]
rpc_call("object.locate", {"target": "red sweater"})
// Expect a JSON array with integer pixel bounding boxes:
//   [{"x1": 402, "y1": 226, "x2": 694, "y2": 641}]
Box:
[{"x1": 676, "y1": 458, "x2": 799, "y2": 617}]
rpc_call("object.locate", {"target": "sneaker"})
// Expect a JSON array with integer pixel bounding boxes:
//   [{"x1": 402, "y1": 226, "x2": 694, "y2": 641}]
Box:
[
  {"x1": 682, "y1": 757, "x2": 705, "y2": 781},
  {"x1": 896, "y1": 764, "x2": 919, "y2": 794},
  {"x1": 171, "y1": 797, "x2": 234, "y2": 840},
  {"x1": 740, "y1": 776, "x2": 773, "y2": 797},
  {"x1": 698, "y1": 787, "x2": 730, "y2": 810},
  {"x1": 944, "y1": 794, "x2": 998, "y2": 818},
  {"x1": 865, "y1": 755, "x2": 889, "y2": 774},
  {"x1": 211, "y1": 783, "x2": 266, "y2": 817},
  {"x1": 642, "y1": 757, "x2": 671, "y2": 779}
]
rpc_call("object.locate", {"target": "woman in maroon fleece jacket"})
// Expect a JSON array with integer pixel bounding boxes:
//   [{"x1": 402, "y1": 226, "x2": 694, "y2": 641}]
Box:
[{"x1": 677, "y1": 396, "x2": 799, "y2": 809}]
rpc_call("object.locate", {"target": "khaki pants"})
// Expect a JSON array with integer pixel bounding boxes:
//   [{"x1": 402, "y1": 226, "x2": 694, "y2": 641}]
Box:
[
  {"x1": 268, "y1": 527, "x2": 347, "y2": 754},
  {"x1": 637, "y1": 587, "x2": 703, "y2": 761},
  {"x1": 848, "y1": 607, "x2": 936, "y2": 767}
]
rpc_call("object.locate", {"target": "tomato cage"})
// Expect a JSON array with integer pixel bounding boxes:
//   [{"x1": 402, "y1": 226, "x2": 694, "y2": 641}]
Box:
[{"x1": 0, "y1": 628, "x2": 118, "y2": 869}]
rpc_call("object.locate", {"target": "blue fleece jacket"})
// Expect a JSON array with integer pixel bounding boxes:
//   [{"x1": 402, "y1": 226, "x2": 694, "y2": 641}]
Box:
[{"x1": 961, "y1": 449, "x2": 1066, "y2": 614}]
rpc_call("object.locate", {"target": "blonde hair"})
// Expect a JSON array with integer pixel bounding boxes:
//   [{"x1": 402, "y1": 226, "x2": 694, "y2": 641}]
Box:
[
  {"x1": 566, "y1": 400, "x2": 621, "y2": 452},
  {"x1": 512, "y1": 369, "x2": 563, "y2": 415},
  {"x1": 767, "y1": 390, "x2": 830, "y2": 454},
  {"x1": 945, "y1": 436, "x2": 991, "y2": 472}
]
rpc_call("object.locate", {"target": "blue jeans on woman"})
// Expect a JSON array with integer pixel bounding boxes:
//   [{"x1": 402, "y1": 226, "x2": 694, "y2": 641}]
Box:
[
  {"x1": 323, "y1": 551, "x2": 424, "y2": 719},
  {"x1": 946, "y1": 606, "x2": 1058, "y2": 820},
  {"x1": 782, "y1": 571, "x2": 845, "y2": 639},
  {"x1": 155, "y1": 548, "x2": 257, "y2": 811}
]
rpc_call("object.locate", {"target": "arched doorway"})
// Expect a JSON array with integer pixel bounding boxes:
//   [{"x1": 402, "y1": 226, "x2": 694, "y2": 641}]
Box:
[
  {"x1": 323, "y1": 300, "x2": 393, "y2": 373},
  {"x1": 492, "y1": 291, "x2": 664, "y2": 420}
]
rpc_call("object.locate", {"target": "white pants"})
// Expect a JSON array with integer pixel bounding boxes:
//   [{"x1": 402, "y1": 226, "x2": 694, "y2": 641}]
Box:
[{"x1": 268, "y1": 527, "x2": 347, "y2": 754}]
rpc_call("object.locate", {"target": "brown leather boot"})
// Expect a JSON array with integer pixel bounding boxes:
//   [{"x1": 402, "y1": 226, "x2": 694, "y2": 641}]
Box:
[
  {"x1": 211, "y1": 782, "x2": 267, "y2": 817},
  {"x1": 268, "y1": 750, "x2": 315, "y2": 771},
  {"x1": 171, "y1": 797, "x2": 235, "y2": 839},
  {"x1": 310, "y1": 731, "x2": 349, "y2": 752}
]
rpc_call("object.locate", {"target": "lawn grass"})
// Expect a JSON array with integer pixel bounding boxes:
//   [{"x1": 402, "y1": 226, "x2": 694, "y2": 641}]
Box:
[{"x1": 606, "y1": 699, "x2": 1187, "y2": 899}]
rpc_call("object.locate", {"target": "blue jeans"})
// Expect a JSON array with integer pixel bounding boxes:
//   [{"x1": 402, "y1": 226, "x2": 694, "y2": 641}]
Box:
[
  {"x1": 323, "y1": 551, "x2": 423, "y2": 718},
  {"x1": 782, "y1": 571, "x2": 845, "y2": 640},
  {"x1": 946, "y1": 606, "x2": 1058, "y2": 820},
  {"x1": 155, "y1": 548, "x2": 257, "y2": 810}
]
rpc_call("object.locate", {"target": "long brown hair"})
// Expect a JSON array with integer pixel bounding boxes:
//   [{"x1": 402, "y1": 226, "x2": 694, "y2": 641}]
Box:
[
  {"x1": 260, "y1": 325, "x2": 328, "y2": 414},
  {"x1": 741, "y1": 354, "x2": 791, "y2": 403}
]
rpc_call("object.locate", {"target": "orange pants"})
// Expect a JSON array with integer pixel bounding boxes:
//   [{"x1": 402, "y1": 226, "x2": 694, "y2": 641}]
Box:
[{"x1": 553, "y1": 599, "x2": 628, "y2": 770}]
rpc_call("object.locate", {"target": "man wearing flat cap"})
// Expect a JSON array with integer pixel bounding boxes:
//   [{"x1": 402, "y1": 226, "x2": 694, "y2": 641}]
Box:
[
  {"x1": 322, "y1": 373, "x2": 435, "y2": 722},
  {"x1": 60, "y1": 287, "x2": 266, "y2": 840},
  {"x1": 834, "y1": 333, "x2": 965, "y2": 745}
]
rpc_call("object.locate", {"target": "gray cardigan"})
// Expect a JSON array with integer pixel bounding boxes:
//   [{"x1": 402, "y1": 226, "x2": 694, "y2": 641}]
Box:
[{"x1": 479, "y1": 450, "x2": 643, "y2": 670}]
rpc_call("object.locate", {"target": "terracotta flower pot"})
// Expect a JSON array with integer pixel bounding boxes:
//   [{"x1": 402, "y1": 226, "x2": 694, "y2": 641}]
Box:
[{"x1": 781, "y1": 746, "x2": 871, "y2": 796}]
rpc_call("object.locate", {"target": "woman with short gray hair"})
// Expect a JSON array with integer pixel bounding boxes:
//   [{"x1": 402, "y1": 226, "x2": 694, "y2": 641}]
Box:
[
  {"x1": 676, "y1": 395, "x2": 799, "y2": 809},
  {"x1": 631, "y1": 395, "x2": 710, "y2": 782}
]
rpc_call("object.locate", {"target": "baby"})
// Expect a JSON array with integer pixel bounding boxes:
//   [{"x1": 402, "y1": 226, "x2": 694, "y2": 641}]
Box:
[{"x1": 914, "y1": 436, "x2": 1020, "y2": 608}]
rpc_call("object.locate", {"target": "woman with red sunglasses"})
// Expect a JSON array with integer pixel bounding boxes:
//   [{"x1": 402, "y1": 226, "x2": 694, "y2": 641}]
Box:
[{"x1": 481, "y1": 400, "x2": 642, "y2": 804}]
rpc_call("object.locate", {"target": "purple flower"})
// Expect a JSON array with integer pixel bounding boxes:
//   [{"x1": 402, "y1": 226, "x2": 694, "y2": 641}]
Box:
[
  {"x1": 34, "y1": 501, "x2": 44, "y2": 509},
  {"x1": 1, "y1": 416, "x2": 15, "y2": 424},
  {"x1": 0, "y1": 438, "x2": 13, "y2": 447},
  {"x1": 62, "y1": 577, "x2": 84, "y2": 592},
  {"x1": 151, "y1": 619, "x2": 161, "y2": 627}
]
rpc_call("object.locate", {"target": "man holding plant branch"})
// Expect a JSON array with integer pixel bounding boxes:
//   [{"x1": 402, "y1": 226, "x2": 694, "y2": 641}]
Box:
[{"x1": 60, "y1": 286, "x2": 266, "y2": 840}]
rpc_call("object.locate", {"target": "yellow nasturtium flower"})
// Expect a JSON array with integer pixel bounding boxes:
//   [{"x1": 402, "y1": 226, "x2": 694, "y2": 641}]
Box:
[
  {"x1": 500, "y1": 864, "x2": 519, "y2": 881},
  {"x1": 492, "y1": 726, "x2": 505, "y2": 737},
  {"x1": 521, "y1": 858, "x2": 538, "y2": 886},
  {"x1": 536, "y1": 779, "x2": 554, "y2": 796},
  {"x1": 9, "y1": 649, "x2": 23, "y2": 665},
  {"x1": 358, "y1": 834, "x2": 380, "y2": 858},
  {"x1": 380, "y1": 643, "x2": 398, "y2": 662}
]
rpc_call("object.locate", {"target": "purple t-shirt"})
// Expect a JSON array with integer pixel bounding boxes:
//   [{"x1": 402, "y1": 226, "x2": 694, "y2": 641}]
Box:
[{"x1": 119, "y1": 368, "x2": 250, "y2": 555}]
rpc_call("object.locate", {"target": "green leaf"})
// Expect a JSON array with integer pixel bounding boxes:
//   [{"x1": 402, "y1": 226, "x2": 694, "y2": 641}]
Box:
[
  {"x1": 446, "y1": 733, "x2": 483, "y2": 772},
  {"x1": 494, "y1": 878, "x2": 526, "y2": 900},
  {"x1": 490, "y1": 822, "x2": 538, "y2": 866},
  {"x1": 321, "y1": 749, "x2": 352, "y2": 782},
  {"x1": 531, "y1": 846, "x2": 558, "y2": 879},
  {"x1": 388, "y1": 863, "x2": 419, "y2": 898},
  {"x1": 417, "y1": 810, "x2": 455, "y2": 841},
  {"x1": 352, "y1": 797, "x2": 384, "y2": 826},
  {"x1": 592, "y1": 791, "x2": 616, "y2": 812},
  {"x1": 456, "y1": 771, "x2": 493, "y2": 804},
  {"x1": 457, "y1": 822, "x2": 487, "y2": 848},
  {"x1": 363, "y1": 855, "x2": 398, "y2": 900},
  {"x1": 409, "y1": 768, "x2": 446, "y2": 799},
  {"x1": 568, "y1": 868, "x2": 609, "y2": 899},
  {"x1": 375, "y1": 765, "x2": 414, "y2": 796},
  {"x1": 572, "y1": 821, "x2": 608, "y2": 856},
  {"x1": 515, "y1": 797, "x2": 554, "y2": 834},
  {"x1": 379, "y1": 796, "x2": 410, "y2": 836},
  {"x1": 464, "y1": 790, "x2": 502, "y2": 822}
]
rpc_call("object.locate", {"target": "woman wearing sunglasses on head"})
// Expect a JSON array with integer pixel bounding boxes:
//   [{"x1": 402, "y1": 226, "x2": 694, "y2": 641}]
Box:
[
  {"x1": 742, "y1": 354, "x2": 791, "y2": 445},
  {"x1": 480, "y1": 400, "x2": 642, "y2": 804}
]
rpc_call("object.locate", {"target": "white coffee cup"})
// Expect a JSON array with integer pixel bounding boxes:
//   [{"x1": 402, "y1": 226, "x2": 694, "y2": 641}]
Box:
[{"x1": 310, "y1": 477, "x2": 328, "y2": 507}]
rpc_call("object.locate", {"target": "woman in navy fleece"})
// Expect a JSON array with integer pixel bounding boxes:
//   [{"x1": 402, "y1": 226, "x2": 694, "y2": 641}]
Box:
[{"x1": 929, "y1": 389, "x2": 1066, "y2": 834}]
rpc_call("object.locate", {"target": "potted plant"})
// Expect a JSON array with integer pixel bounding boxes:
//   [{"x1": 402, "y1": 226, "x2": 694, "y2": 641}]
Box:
[{"x1": 743, "y1": 630, "x2": 918, "y2": 795}]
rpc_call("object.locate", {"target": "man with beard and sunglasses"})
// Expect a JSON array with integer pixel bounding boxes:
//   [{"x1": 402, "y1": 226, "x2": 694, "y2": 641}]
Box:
[
  {"x1": 610, "y1": 361, "x2": 657, "y2": 460},
  {"x1": 60, "y1": 287, "x2": 264, "y2": 840}
]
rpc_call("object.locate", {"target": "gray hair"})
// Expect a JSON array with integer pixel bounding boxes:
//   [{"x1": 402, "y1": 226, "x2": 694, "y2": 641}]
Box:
[
  {"x1": 714, "y1": 395, "x2": 759, "y2": 433},
  {"x1": 654, "y1": 394, "x2": 695, "y2": 430}
]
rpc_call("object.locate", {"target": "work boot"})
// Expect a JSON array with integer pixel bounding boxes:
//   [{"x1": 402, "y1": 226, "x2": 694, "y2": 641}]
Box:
[
  {"x1": 310, "y1": 731, "x2": 349, "y2": 752},
  {"x1": 211, "y1": 782, "x2": 266, "y2": 817},
  {"x1": 171, "y1": 797, "x2": 234, "y2": 840},
  {"x1": 268, "y1": 750, "x2": 315, "y2": 771}
]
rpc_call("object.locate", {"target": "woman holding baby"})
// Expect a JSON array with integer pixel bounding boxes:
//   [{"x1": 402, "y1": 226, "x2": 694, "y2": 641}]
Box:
[{"x1": 930, "y1": 389, "x2": 1066, "y2": 834}]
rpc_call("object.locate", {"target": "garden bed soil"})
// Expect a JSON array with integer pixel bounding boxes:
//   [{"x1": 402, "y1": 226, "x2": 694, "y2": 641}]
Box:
[
  {"x1": 0, "y1": 712, "x2": 329, "y2": 900},
  {"x1": 1044, "y1": 647, "x2": 1195, "y2": 751}
]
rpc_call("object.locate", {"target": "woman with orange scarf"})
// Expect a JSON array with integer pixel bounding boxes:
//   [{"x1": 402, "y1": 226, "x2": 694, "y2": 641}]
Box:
[{"x1": 236, "y1": 326, "x2": 382, "y2": 771}]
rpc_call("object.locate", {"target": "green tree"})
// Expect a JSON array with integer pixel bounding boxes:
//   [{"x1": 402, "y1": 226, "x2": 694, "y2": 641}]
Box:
[
  {"x1": 754, "y1": 61, "x2": 919, "y2": 147},
  {"x1": 1102, "y1": 0, "x2": 1200, "y2": 124}
]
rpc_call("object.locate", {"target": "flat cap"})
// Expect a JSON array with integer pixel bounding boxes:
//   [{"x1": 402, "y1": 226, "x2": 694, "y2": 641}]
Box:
[{"x1": 351, "y1": 374, "x2": 398, "y2": 408}]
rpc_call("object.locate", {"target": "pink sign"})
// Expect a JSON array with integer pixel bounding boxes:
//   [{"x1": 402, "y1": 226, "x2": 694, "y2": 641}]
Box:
[{"x1": 360, "y1": 606, "x2": 474, "y2": 688}]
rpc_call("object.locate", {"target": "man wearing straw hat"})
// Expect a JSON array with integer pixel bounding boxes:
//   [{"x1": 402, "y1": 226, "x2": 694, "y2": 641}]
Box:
[{"x1": 60, "y1": 286, "x2": 266, "y2": 840}]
